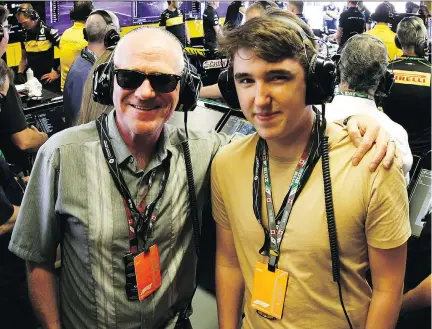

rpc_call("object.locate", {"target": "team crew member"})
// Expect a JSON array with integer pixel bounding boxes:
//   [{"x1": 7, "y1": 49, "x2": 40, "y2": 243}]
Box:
[
  {"x1": 0, "y1": 7, "x2": 47, "y2": 173},
  {"x1": 405, "y1": 1, "x2": 420, "y2": 14},
  {"x1": 16, "y1": 3, "x2": 61, "y2": 92},
  {"x1": 159, "y1": 1, "x2": 190, "y2": 46},
  {"x1": 59, "y1": 1, "x2": 93, "y2": 91},
  {"x1": 224, "y1": 1, "x2": 245, "y2": 30},
  {"x1": 336, "y1": 1, "x2": 365, "y2": 49},
  {"x1": 212, "y1": 8, "x2": 409, "y2": 329},
  {"x1": 203, "y1": 1, "x2": 220, "y2": 50},
  {"x1": 64, "y1": 9, "x2": 120, "y2": 126},
  {"x1": 326, "y1": 34, "x2": 412, "y2": 179},
  {"x1": 322, "y1": 2, "x2": 340, "y2": 32},
  {"x1": 382, "y1": 16, "x2": 431, "y2": 155},
  {"x1": 288, "y1": 1, "x2": 308, "y2": 25},
  {"x1": 358, "y1": 1, "x2": 372, "y2": 31},
  {"x1": 365, "y1": 3, "x2": 402, "y2": 60}
]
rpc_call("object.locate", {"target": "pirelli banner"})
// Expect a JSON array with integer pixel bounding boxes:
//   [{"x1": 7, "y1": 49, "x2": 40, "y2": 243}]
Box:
[{"x1": 393, "y1": 70, "x2": 431, "y2": 87}]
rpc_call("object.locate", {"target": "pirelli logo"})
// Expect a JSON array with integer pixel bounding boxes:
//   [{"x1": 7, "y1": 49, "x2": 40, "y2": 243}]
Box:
[{"x1": 393, "y1": 70, "x2": 431, "y2": 87}]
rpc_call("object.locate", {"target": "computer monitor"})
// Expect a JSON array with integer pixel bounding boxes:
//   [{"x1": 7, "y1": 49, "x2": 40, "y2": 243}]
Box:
[
  {"x1": 409, "y1": 165, "x2": 432, "y2": 237},
  {"x1": 24, "y1": 102, "x2": 67, "y2": 137},
  {"x1": 218, "y1": 112, "x2": 256, "y2": 136},
  {"x1": 45, "y1": 1, "x2": 133, "y2": 34}
]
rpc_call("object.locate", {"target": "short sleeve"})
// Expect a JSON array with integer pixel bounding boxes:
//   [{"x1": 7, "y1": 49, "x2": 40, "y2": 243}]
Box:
[
  {"x1": 47, "y1": 25, "x2": 61, "y2": 48},
  {"x1": 210, "y1": 9, "x2": 219, "y2": 26},
  {"x1": 338, "y1": 12, "x2": 346, "y2": 27},
  {"x1": 8, "y1": 144, "x2": 62, "y2": 264},
  {"x1": 365, "y1": 164, "x2": 411, "y2": 249},
  {"x1": 211, "y1": 153, "x2": 231, "y2": 229},
  {"x1": 0, "y1": 84, "x2": 28, "y2": 135},
  {"x1": 159, "y1": 11, "x2": 167, "y2": 26}
]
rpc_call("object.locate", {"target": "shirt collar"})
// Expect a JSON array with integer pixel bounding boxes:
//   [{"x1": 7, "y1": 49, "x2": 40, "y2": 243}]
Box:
[
  {"x1": 73, "y1": 21, "x2": 86, "y2": 28},
  {"x1": 106, "y1": 109, "x2": 172, "y2": 167}
]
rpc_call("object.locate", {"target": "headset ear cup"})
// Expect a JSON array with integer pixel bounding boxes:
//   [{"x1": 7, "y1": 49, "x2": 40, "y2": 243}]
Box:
[
  {"x1": 92, "y1": 61, "x2": 114, "y2": 106},
  {"x1": 83, "y1": 28, "x2": 88, "y2": 41},
  {"x1": 416, "y1": 37, "x2": 427, "y2": 57},
  {"x1": 306, "y1": 55, "x2": 337, "y2": 105},
  {"x1": 176, "y1": 55, "x2": 202, "y2": 112},
  {"x1": 377, "y1": 69, "x2": 395, "y2": 96},
  {"x1": 104, "y1": 29, "x2": 120, "y2": 48},
  {"x1": 395, "y1": 35, "x2": 402, "y2": 49},
  {"x1": 218, "y1": 66, "x2": 240, "y2": 110}
]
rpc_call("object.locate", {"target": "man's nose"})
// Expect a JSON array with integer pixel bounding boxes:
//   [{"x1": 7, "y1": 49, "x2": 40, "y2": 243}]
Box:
[{"x1": 134, "y1": 78, "x2": 156, "y2": 100}]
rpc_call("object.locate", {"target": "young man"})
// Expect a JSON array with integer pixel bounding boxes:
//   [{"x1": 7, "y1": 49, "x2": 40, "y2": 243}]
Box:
[{"x1": 212, "y1": 9, "x2": 410, "y2": 329}]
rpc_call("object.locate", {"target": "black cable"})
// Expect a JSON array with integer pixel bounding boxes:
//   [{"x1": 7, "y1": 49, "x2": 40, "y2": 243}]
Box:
[{"x1": 320, "y1": 104, "x2": 353, "y2": 329}]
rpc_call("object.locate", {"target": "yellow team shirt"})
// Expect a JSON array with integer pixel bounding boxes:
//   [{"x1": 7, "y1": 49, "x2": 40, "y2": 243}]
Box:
[
  {"x1": 211, "y1": 123, "x2": 410, "y2": 329},
  {"x1": 59, "y1": 22, "x2": 88, "y2": 91},
  {"x1": 365, "y1": 23, "x2": 403, "y2": 61}
]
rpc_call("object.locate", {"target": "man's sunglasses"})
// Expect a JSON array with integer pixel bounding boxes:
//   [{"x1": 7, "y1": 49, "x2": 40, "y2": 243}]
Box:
[{"x1": 114, "y1": 69, "x2": 181, "y2": 93}]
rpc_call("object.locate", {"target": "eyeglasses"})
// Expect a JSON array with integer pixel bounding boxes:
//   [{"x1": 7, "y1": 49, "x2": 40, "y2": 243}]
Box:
[
  {"x1": 0, "y1": 92, "x2": 7, "y2": 105},
  {"x1": 114, "y1": 69, "x2": 181, "y2": 93}
]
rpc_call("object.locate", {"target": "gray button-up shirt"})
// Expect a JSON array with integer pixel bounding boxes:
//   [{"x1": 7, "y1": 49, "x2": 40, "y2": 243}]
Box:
[{"x1": 9, "y1": 110, "x2": 230, "y2": 329}]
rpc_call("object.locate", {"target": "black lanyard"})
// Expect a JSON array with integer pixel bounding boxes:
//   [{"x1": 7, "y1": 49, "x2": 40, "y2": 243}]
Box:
[
  {"x1": 96, "y1": 113, "x2": 171, "y2": 253},
  {"x1": 334, "y1": 91, "x2": 374, "y2": 100},
  {"x1": 252, "y1": 113, "x2": 319, "y2": 271}
]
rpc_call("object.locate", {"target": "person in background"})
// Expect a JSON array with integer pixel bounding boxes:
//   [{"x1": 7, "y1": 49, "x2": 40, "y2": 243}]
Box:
[
  {"x1": 16, "y1": 3, "x2": 61, "y2": 92},
  {"x1": 405, "y1": 1, "x2": 420, "y2": 14},
  {"x1": 358, "y1": 1, "x2": 372, "y2": 31},
  {"x1": 64, "y1": 10, "x2": 120, "y2": 127},
  {"x1": 382, "y1": 16, "x2": 431, "y2": 155},
  {"x1": 213, "y1": 8, "x2": 409, "y2": 329},
  {"x1": 0, "y1": 6, "x2": 47, "y2": 174},
  {"x1": 59, "y1": 1, "x2": 93, "y2": 91},
  {"x1": 77, "y1": 49, "x2": 114, "y2": 125},
  {"x1": 365, "y1": 2, "x2": 403, "y2": 60},
  {"x1": 203, "y1": 1, "x2": 220, "y2": 50},
  {"x1": 288, "y1": 1, "x2": 308, "y2": 25},
  {"x1": 323, "y1": 1, "x2": 340, "y2": 33},
  {"x1": 335, "y1": 1, "x2": 365, "y2": 49},
  {"x1": 224, "y1": 1, "x2": 245, "y2": 30},
  {"x1": 245, "y1": 1, "x2": 278, "y2": 22},
  {"x1": 326, "y1": 33, "x2": 412, "y2": 179},
  {"x1": 0, "y1": 54, "x2": 38, "y2": 329},
  {"x1": 159, "y1": 1, "x2": 190, "y2": 46}
]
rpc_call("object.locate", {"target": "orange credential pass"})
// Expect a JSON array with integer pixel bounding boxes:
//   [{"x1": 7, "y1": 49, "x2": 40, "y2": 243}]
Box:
[
  {"x1": 134, "y1": 245, "x2": 162, "y2": 302},
  {"x1": 251, "y1": 261, "x2": 289, "y2": 319}
]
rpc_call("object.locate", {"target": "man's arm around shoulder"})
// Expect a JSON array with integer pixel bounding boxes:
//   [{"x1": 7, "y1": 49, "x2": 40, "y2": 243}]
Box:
[{"x1": 12, "y1": 125, "x2": 48, "y2": 151}]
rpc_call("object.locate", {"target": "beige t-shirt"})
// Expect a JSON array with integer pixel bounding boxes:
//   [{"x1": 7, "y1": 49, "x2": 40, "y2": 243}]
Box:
[{"x1": 211, "y1": 123, "x2": 411, "y2": 329}]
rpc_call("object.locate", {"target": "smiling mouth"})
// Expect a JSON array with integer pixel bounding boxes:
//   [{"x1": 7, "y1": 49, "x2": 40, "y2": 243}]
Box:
[{"x1": 130, "y1": 104, "x2": 162, "y2": 111}]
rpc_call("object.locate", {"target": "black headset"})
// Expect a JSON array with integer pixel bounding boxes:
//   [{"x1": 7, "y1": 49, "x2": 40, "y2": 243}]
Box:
[
  {"x1": 395, "y1": 16, "x2": 428, "y2": 58},
  {"x1": 336, "y1": 34, "x2": 395, "y2": 96},
  {"x1": 92, "y1": 29, "x2": 202, "y2": 112},
  {"x1": 70, "y1": 2, "x2": 94, "y2": 21},
  {"x1": 217, "y1": 17, "x2": 337, "y2": 109},
  {"x1": 371, "y1": 2, "x2": 394, "y2": 23},
  {"x1": 16, "y1": 6, "x2": 39, "y2": 21},
  {"x1": 83, "y1": 9, "x2": 120, "y2": 48}
]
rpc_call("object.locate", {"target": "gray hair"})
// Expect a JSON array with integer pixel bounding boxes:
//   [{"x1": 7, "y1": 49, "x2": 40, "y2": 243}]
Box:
[
  {"x1": 339, "y1": 34, "x2": 388, "y2": 94},
  {"x1": 396, "y1": 16, "x2": 428, "y2": 49},
  {"x1": 85, "y1": 10, "x2": 120, "y2": 43}
]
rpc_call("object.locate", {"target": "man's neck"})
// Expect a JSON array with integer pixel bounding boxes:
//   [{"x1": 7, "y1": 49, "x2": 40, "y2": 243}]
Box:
[
  {"x1": 339, "y1": 82, "x2": 374, "y2": 96},
  {"x1": 266, "y1": 106, "x2": 315, "y2": 162},
  {"x1": 115, "y1": 116, "x2": 163, "y2": 169},
  {"x1": 88, "y1": 42, "x2": 106, "y2": 58},
  {"x1": 402, "y1": 48, "x2": 419, "y2": 57}
]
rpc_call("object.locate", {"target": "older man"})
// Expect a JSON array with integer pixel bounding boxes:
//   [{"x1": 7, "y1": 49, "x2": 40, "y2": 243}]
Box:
[
  {"x1": 326, "y1": 34, "x2": 412, "y2": 178},
  {"x1": 9, "y1": 26, "x2": 403, "y2": 329}
]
